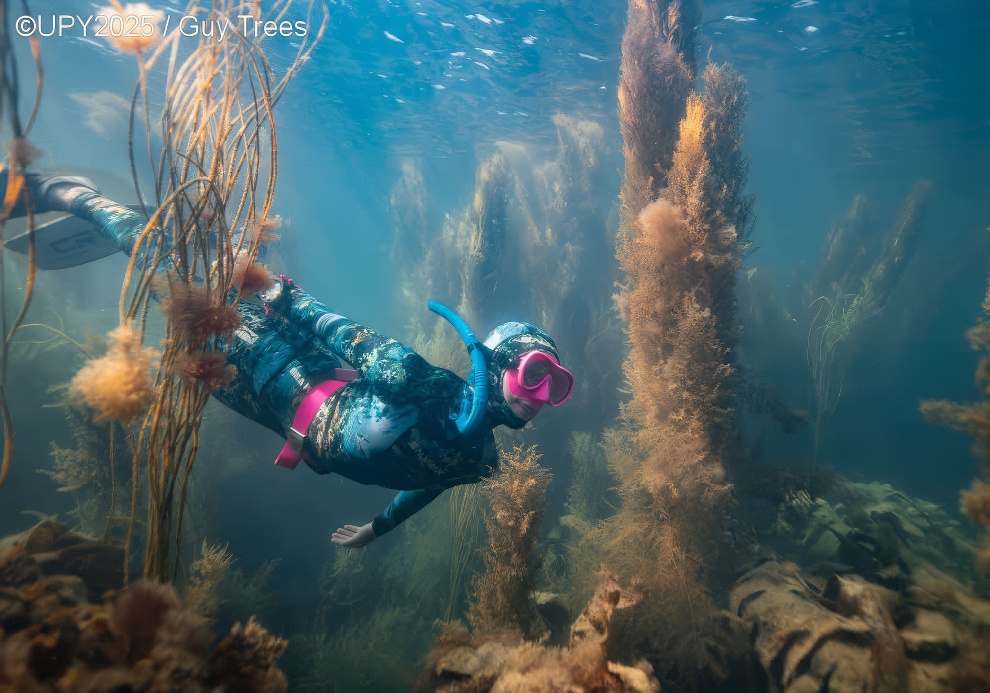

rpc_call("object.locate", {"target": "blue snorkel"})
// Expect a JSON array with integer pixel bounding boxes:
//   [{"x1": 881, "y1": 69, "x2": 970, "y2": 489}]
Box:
[{"x1": 428, "y1": 301, "x2": 490, "y2": 436}]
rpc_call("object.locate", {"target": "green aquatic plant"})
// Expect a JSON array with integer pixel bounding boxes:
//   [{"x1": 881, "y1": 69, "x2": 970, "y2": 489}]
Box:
[
  {"x1": 10, "y1": 314, "x2": 85, "y2": 362},
  {"x1": 389, "y1": 159, "x2": 436, "y2": 339},
  {"x1": 183, "y1": 539, "x2": 234, "y2": 619},
  {"x1": 216, "y1": 556, "x2": 280, "y2": 625},
  {"x1": 398, "y1": 505, "x2": 456, "y2": 609},
  {"x1": 558, "y1": 431, "x2": 618, "y2": 611},
  {"x1": 807, "y1": 180, "x2": 931, "y2": 455},
  {"x1": 392, "y1": 152, "x2": 511, "y2": 343},
  {"x1": 42, "y1": 393, "x2": 134, "y2": 538},
  {"x1": 292, "y1": 602, "x2": 422, "y2": 693},
  {"x1": 499, "y1": 114, "x2": 610, "y2": 347},
  {"x1": 285, "y1": 480, "x2": 486, "y2": 690},
  {"x1": 289, "y1": 499, "x2": 463, "y2": 692},
  {"x1": 565, "y1": 431, "x2": 615, "y2": 526},
  {"x1": 446, "y1": 482, "x2": 484, "y2": 621},
  {"x1": 459, "y1": 153, "x2": 512, "y2": 329},
  {"x1": 391, "y1": 111, "x2": 616, "y2": 419},
  {"x1": 28, "y1": 328, "x2": 135, "y2": 539}
]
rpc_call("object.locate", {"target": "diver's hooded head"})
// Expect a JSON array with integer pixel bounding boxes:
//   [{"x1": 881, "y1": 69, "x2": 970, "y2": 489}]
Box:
[{"x1": 482, "y1": 321, "x2": 559, "y2": 429}]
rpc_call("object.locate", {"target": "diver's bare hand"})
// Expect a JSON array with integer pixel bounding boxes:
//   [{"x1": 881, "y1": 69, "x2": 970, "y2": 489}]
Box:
[{"x1": 331, "y1": 522, "x2": 376, "y2": 548}]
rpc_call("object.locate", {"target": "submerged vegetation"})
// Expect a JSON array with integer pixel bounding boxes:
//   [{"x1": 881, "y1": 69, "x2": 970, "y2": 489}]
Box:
[
  {"x1": 467, "y1": 445, "x2": 552, "y2": 641},
  {"x1": 52, "y1": 0, "x2": 326, "y2": 583},
  {"x1": 0, "y1": 0, "x2": 45, "y2": 490},
  {"x1": 808, "y1": 181, "x2": 932, "y2": 455},
  {"x1": 42, "y1": 394, "x2": 133, "y2": 538},
  {"x1": 599, "y1": 0, "x2": 751, "y2": 682},
  {"x1": 922, "y1": 262, "x2": 990, "y2": 568},
  {"x1": 99, "y1": 0, "x2": 323, "y2": 583},
  {"x1": 0, "y1": 520, "x2": 288, "y2": 691},
  {"x1": 0, "y1": 0, "x2": 988, "y2": 690},
  {"x1": 0, "y1": 0, "x2": 325, "y2": 688}
]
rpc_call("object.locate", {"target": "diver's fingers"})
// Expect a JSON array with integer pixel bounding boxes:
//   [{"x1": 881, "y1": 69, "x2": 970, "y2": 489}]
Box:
[{"x1": 332, "y1": 523, "x2": 365, "y2": 542}]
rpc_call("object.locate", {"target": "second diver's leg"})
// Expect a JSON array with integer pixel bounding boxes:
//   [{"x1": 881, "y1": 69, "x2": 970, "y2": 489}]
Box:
[
  {"x1": 26, "y1": 177, "x2": 289, "y2": 431},
  {"x1": 30, "y1": 175, "x2": 149, "y2": 255}
]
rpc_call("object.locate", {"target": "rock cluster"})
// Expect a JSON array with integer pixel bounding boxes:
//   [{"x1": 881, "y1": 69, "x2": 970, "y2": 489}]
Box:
[
  {"x1": 731, "y1": 479, "x2": 990, "y2": 692},
  {"x1": 0, "y1": 520, "x2": 288, "y2": 692},
  {"x1": 731, "y1": 559, "x2": 990, "y2": 692},
  {"x1": 428, "y1": 576, "x2": 658, "y2": 692}
]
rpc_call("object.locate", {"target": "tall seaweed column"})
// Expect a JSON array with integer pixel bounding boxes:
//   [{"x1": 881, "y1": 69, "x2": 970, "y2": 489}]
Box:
[
  {"x1": 922, "y1": 262, "x2": 990, "y2": 569},
  {"x1": 467, "y1": 445, "x2": 552, "y2": 640},
  {"x1": 606, "y1": 0, "x2": 753, "y2": 678},
  {"x1": 617, "y1": 0, "x2": 697, "y2": 219},
  {"x1": 459, "y1": 153, "x2": 512, "y2": 329},
  {"x1": 0, "y1": 0, "x2": 44, "y2": 489}
]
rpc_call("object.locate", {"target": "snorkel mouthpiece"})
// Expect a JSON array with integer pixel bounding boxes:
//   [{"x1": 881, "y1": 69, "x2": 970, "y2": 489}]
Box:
[{"x1": 428, "y1": 301, "x2": 489, "y2": 436}]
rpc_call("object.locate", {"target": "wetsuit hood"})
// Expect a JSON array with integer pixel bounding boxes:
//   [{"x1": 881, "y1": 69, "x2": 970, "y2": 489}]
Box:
[{"x1": 482, "y1": 322, "x2": 559, "y2": 429}]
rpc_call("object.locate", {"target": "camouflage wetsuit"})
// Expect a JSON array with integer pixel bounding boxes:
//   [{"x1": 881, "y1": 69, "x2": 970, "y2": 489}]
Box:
[
  {"x1": 46, "y1": 182, "x2": 559, "y2": 536},
  {"x1": 215, "y1": 289, "x2": 500, "y2": 537},
  {"x1": 59, "y1": 189, "x2": 527, "y2": 536}
]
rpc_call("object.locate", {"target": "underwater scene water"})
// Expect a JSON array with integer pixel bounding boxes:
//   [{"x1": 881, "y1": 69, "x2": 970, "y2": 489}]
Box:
[{"x1": 0, "y1": 0, "x2": 989, "y2": 690}]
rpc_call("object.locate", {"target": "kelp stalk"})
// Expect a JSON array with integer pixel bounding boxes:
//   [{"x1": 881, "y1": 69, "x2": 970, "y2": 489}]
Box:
[
  {"x1": 74, "y1": 0, "x2": 326, "y2": 581},
  {"x1": 0, "y1": 0, "x2": 43, "y2": 488}
]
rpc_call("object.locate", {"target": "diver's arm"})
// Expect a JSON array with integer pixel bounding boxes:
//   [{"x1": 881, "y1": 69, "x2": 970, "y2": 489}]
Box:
[
  {"x1": 331, "y1": 488, "x2": 443, "y2": 548},
  {"x1": 373, "y1": 487, "x2": 444, "y2": 535},
  {"x1": 270, "y1": 279, "x2": 414, "y2": 375},
  {"x1": 320, "y1": 319, "x2": 415, "y2": 376}
]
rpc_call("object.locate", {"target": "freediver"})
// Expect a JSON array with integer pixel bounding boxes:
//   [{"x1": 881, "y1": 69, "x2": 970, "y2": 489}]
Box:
[{"x1": 7, "y1": 174, "x2": 574, "y2": 548}]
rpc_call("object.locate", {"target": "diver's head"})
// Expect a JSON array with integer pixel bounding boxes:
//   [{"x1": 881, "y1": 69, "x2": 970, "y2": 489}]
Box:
[{"x1": 482, "y1": 322, "x2": 574, "y2": 427}]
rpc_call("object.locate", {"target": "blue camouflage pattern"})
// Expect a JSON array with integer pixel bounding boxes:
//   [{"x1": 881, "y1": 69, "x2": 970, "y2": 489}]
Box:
[{"x1": 70, "y1": 192, "x2": 563, "y2": 537}]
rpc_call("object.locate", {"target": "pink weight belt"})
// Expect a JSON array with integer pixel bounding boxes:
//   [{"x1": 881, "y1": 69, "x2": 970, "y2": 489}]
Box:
[{"x1": 274, "y1": 368, "x2": 358, "y2": 470}]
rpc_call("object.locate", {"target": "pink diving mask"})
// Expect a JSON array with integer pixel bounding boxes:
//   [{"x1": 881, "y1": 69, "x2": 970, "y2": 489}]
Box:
[{"x1": 504, "y1": 350, "x2": 574, "y2": 407}]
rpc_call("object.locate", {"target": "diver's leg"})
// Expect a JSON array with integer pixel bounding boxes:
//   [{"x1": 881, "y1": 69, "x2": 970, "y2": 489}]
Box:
[
  {"x1": 211, "y1": 302, "x2": 291, "y2": 435},
  {"x1": 29, "y1": 175, "x2": 149, "y2": 255},
  {"x1": 24, "y1": 176, "x2": 340, "y2": 435},
  {"x1": 215, "y1": 301, "x2": 345, "y2": 453},
  {"x1": 263, "y1": 277, "x2": 375, "y2": 368}
]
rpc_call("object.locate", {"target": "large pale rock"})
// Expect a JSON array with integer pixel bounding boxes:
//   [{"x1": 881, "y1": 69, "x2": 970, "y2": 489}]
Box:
[
  {"x1": 900, "y1": 609, "x2": 958, "y2": 662},
  {"x1": 731, "y1": 560, "x2": 990, "y2": 692}
]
